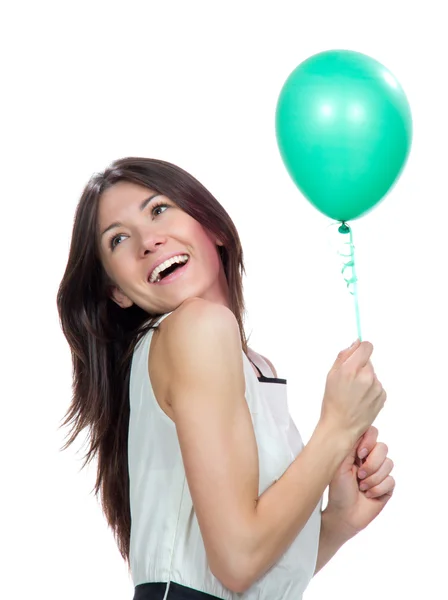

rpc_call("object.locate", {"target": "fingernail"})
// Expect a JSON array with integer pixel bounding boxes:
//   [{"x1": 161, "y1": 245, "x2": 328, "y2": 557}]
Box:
[
  {"x1": 358, "y1": 470, "x2": 367, "y2": 479},
  {"x1": 350, "y1": 340, "x2": 358, "y2": 348},
  {"x1": 359, "y1": 483, "x2": 368, "y2": 491},
  {"x1": 358, "y1": 448, "x2": 368, "y2": 459}
]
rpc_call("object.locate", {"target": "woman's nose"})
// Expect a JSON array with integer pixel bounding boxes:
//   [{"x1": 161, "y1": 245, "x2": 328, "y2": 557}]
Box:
[{"x1": 139, "y1": 230, "x2": 166, "y2": 256}]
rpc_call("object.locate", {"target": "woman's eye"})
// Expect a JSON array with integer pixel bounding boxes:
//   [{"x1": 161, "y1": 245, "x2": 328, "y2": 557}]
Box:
[
  {"x1": 152, "y1": 204, "x2": 168, "y2": 216},
  {"x1": 110, "y1": 234, "x2": 126, "y2": 250}
]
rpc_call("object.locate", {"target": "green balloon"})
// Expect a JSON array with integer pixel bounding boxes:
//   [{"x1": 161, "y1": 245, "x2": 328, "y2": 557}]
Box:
[{"x1": 276, "y1": 50, "x2": 413, "y2": 221}]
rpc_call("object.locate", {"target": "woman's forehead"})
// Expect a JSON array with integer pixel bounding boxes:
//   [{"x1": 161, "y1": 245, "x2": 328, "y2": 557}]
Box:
[
  {"x1": 98, "y1": 182, "x2": 164, "y2": 220},
  {"x1": 100, "y1": 181, "x2": 160, "y2": 206}
]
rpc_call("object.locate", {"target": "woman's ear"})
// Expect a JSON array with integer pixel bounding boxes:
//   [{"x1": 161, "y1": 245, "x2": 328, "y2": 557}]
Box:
[{"x1": 110, "y1": 286, "x2": 134, "y2": 308}]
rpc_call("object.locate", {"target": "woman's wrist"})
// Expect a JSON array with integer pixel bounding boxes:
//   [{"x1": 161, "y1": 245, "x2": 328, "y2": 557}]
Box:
[{"x1": 321, "y1": 506, "x2": 359, "y2": 544}]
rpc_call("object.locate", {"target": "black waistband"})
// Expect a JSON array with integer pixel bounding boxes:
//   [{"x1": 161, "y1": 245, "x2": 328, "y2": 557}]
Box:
[{"x1": 134, "y1": 582, "x2": 223, "y2": 600}]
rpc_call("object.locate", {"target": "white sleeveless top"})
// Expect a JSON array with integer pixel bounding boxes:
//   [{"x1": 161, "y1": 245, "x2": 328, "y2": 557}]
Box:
[{"x1": 128, "y1": 312, "x2": 322, "y2": 599}]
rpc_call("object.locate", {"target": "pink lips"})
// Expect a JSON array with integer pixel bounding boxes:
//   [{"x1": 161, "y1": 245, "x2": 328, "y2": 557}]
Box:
[
  {"x1": 149, "y1": 257, "x2": 190, "y2": 285},
  {"x1": 147, "y1": 252, "x2": 189, "y2": 283}
]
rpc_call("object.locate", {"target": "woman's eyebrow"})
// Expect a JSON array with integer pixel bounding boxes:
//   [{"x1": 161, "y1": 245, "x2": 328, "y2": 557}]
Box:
[{"x1": 100, "y1": 193, "x2": 161, "y2": 237}]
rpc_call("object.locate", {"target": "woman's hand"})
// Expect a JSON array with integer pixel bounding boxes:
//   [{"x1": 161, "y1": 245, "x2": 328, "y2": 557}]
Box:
[{"x1": 324, "y1": 426, "x2": 396, "y2": 539}]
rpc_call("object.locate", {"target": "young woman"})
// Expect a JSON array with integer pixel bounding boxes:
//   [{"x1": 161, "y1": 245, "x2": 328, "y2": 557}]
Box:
[{"x1": 57, "y1": 157, "x2": 394, "y2": 600}]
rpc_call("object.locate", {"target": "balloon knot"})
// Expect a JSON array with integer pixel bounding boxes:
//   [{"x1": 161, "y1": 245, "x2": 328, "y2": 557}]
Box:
[{"x1": 338, "y1": 223, "x2": 350, "y2": 234}]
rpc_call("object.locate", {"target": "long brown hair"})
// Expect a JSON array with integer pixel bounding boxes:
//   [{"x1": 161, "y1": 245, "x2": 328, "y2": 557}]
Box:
[{"x1": 57, "y1": 157, "x2": 248, "y2": 565}]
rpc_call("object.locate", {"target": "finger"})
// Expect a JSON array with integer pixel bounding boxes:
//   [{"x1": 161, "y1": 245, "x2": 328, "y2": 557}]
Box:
[
  {"x1": 357, "y1": 442, "x2": 389, "y2": 479},
  {"x1": 356, "y1": 426, "x2": 379, "y2": 460},
  {"x1": 333, "y1": 339, "x2": 361, "y2": 369},
  {"x1": 344, "y1": 341, "x2": 374, "y2": 371},
  {"x1": 357, "y1": 368, "x2": 383, "y2": 404},
  {"x1": 359, "y1": 457, "x2": 394, "y2": 491},
  {"x1": 364, "y1": 475, "x2": 396, "y2": 499}
]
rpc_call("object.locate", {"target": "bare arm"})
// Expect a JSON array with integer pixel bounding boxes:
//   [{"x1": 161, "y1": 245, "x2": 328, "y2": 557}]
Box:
[
  {"x1": 313, "y1": 509, "x2": 353, "y2": 576},
  {"x1": 162, "y1": 299, "x2": 353, "y2": 593},
  {"x1": 255, "y1": 354, "x2": 350, "y2": 576}
]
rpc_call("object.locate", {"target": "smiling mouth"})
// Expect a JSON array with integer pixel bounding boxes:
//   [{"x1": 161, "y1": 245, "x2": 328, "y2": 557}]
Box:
[
  {"x1": 159, "y1": 262, "x2": 182, "y2": 279},
  {"x1": 149, "y1": 255, "x2": 190, "y2": 283}
]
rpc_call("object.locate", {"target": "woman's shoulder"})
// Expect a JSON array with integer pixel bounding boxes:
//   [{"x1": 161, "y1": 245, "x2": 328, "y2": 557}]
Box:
[
  {"x1": 156, "y1": 299, "x2": 240, "y2": 358},
  {"x1": 161, "y1": 298, "x2": 237, "y2": 334},
  {"x1": 152, "y1": 299, "x2": 243, "y2": 400}
]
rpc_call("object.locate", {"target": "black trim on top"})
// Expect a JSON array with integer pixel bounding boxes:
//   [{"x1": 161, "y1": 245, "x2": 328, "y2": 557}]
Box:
[
  {"x1": 258, "y1": 374, "x2": 287, "y2": 385},
  {"x1": 248, "y1": 357, "x2": 287, "y2": 385}
]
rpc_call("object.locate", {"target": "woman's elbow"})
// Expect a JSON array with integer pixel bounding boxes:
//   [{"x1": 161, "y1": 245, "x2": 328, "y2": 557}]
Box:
[
  {"x1": 211, "y1": 568, "x2": 252, "y2": 594},
  {"x1": 210, "y1": 552, "x2": 256, "y2": 594}
]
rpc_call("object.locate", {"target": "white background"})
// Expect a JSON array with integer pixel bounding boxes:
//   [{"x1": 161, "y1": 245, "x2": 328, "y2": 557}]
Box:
[{"x1": 2, "y1": 1, "x2": 447, "y2": 599}]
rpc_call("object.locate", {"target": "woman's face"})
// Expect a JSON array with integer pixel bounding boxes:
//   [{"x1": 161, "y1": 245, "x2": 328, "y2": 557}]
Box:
[{"x1": 97, "y1": 181, "x2": 230, "y2": 315}]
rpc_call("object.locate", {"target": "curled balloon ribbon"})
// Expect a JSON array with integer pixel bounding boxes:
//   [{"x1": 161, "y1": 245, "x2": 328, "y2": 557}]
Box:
[{"x1": 326, "y1": 221, "x2": 362, "y2": 341}]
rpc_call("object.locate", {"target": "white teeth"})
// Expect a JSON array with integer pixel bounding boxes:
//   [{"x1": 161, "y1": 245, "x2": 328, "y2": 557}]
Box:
[{"x1": 149, "y1": 254, "x2": 189, "y2": 283}]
